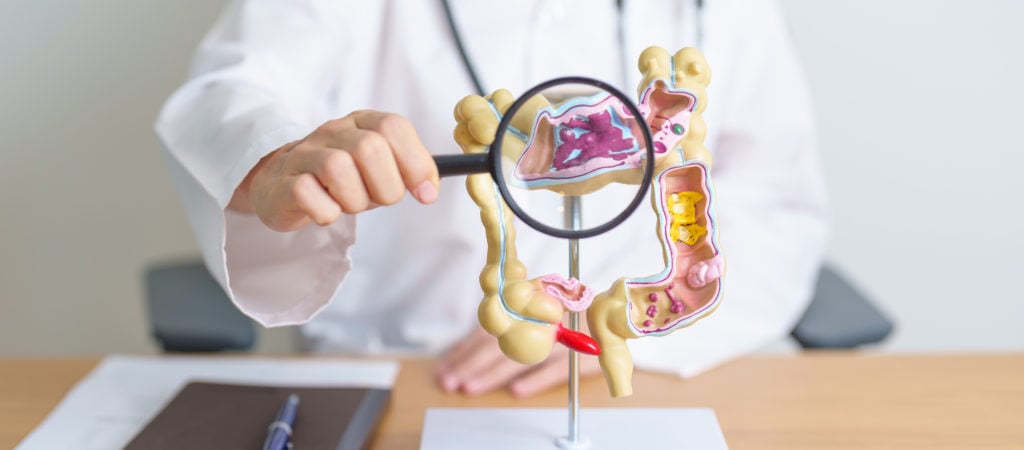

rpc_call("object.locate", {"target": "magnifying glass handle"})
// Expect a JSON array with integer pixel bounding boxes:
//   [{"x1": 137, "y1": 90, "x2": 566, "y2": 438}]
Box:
[{"x1": 434, "y1": 153, "x2": 490, "y2": 177}]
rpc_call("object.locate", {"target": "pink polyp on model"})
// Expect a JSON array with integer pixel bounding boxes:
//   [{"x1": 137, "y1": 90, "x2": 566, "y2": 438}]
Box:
[
  {"x1": 540, "y1": 274, "x2": 595, "y2": 312},
  {"x1": 687, "y1": 255, "x2": 724, "y2": 288}
]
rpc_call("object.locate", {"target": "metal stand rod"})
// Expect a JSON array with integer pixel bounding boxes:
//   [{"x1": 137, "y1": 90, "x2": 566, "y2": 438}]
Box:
[{"x1": 565, "y1": 196, "x2": 582, "y2": 446}]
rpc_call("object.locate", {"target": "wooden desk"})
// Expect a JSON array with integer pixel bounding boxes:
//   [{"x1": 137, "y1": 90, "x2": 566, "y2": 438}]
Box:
[{"x1": 2, "y1": 353, "x2": 1023, "y2": 449}]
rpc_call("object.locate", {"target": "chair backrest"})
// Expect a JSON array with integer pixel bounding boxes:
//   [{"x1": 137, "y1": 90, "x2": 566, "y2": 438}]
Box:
[
  {"x1": 144, "y1": 260, "x2": 256, "y2": 352},
  {"x1": 791, "y1": 264, "x2": 894, "y2": 349}
]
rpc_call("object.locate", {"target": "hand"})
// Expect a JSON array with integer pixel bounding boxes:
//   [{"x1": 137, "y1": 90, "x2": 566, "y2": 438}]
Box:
[
  {"x1": 435, "y1": 328, "x2": 602, "y2": 398},
  {"x1": 229, "y1": 110, "x2": 440, "y2": 231}
]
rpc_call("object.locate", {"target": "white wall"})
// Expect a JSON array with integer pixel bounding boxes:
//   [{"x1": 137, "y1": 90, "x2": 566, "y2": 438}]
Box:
[
  {"x1": 780, "y1": 0, "x2": 1024, "y2": 350},
  {"x1": 0, "y1": 1, "x2": 1020, "y2": 356},
  {"x1": 0, "y1": 1, "x2": 300, "y2": 355}
]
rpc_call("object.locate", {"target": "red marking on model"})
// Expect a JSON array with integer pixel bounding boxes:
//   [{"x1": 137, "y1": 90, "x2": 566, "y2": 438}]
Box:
[{"x1": 555, "y1": 323, "x2": 601, "y2": 355}]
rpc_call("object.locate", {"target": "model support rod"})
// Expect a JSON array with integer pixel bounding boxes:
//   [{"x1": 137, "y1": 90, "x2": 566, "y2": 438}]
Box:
[{"x1": 566, "y1": 196, "x2": 582, "y2": 445}]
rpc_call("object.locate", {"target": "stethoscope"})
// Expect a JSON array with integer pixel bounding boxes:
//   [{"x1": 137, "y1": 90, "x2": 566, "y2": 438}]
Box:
[{"x1": 439, "y1": 0, "x2": 706, "y2": 97}]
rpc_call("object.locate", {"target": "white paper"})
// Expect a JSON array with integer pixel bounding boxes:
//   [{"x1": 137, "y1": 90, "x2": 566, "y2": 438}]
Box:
[
  {"x1": 421, "y1": 408, "x2": 728, "y2": 450},
  {"x1": 16, "y1": 354, "x2": 398, "y2": 450}
]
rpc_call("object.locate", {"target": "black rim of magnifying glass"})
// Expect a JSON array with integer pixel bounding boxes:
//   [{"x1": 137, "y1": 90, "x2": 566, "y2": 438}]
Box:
[{"x1": 491, "y1": 76, "x2": 656, "y2": 240}]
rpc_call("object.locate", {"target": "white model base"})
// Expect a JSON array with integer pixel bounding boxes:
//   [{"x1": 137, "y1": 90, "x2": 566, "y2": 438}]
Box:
[{"x1": 420, "y1": 408, "x2": 728, "y2": 450}]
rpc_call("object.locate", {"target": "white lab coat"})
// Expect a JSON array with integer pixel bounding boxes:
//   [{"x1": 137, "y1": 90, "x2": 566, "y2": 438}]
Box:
[{"x1": 156, "y1": 0, "x2": 829, "y2": 377}]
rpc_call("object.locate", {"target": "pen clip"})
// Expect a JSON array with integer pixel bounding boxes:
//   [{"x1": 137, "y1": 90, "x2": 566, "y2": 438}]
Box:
[{"x1": 267, "y1": 421, "x2": 293, "y2": 436}]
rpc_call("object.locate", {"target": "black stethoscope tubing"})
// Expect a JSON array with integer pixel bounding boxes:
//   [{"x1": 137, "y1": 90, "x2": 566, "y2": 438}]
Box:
[{"x1": 439, "y1": 0, "x2": 705, "y2": 97}]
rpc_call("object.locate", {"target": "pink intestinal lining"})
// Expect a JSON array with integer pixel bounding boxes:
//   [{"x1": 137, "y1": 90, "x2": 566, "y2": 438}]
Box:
[
  {"x1": 540, "y1": 274, "x2": 595, "y2": 312},
  {"x1": 513, "y1": 83, "x2": 698, "y2": 187}
]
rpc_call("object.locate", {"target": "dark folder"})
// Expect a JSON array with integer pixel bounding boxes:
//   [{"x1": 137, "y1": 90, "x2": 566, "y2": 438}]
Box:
[{"x1": 124, "y1": 381, "x2": 390, "y2": 450}]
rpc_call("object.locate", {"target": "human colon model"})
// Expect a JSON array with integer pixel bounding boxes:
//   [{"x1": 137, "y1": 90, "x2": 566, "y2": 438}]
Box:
[{"x1": 452, "y1": 47, "x2": 723, "y2": 397}]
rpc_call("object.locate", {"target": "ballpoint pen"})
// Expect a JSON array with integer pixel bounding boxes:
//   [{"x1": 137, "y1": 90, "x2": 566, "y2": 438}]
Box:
[{"x1": 263, "y1": 393, "x2": 299, "y2": 450}]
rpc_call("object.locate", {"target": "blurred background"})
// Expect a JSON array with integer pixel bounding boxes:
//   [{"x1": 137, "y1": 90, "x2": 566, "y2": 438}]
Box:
[{"x1": 1, "y1": 0, "x2": 1021, "y2": 356}]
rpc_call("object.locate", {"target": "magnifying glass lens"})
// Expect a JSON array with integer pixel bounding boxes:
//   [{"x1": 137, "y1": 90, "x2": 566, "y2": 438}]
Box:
[{"x1": 493, "y1": 79, "x2": 655, "y2": 239}]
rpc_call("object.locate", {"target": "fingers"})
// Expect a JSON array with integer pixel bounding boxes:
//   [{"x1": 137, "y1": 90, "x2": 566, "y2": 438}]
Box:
[
  {"x1": 248, "y1": 110, "x2": 442, "y2": 231},
  {"x1": 350, "y1": 111, "x2": 439, "y2": 203},
  {"x1": 304, "y1": 111, "x2": 438, "y2": 206},
  {"x1": 251, "y1": 173, "x2": 313, "y2": 232},
  {"x1": 438, "y1": 329, "x2": 490, "y2": 372},
  {"x1": 508, "y1": 348, "x2": 602, "y2": 398},
  {"x1": 507, "y1": 347, "x2": 567, "y2": 398},
  {"x1": 349, "y1": 111, "x2": 439, "y2": 204},
  {"x1": 255, "y1": 169, "x2": 348, "y2": 232},
  {"x1": 462, "y1": 359, "x2": 528, "y2": 396},
  {"x1": 290, "y1": 173, "x2": 342, "y2": 226},
  {"x1": 330, "y1": 129, "x2": 406, "y2": 206},
  {"x1": 436, "y1": 330, "x2": 519, "y2": 394},
  {"x1": 436, "y1": 328, "x2": 604, "y2": 398},
  {"x1": 286, "y1": 148, "x2": 371, "y2": 214}
]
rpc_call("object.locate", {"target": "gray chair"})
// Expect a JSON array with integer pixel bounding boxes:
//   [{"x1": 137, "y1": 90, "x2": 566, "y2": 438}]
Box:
[
  {"x1": 791, "y1": 264, "x2": 894, "y2": 348},
  {"x1": 144, "y1": 260, "x2": 255, "y2": 352},
  {"x1": 143, "y1": 260, "x2": 892, "y2": 352}
]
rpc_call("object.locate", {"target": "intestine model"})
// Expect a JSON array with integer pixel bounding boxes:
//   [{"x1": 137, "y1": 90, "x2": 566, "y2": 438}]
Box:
[{"x1": 452, "y1": 47, "x2": 724, "y2": 397}]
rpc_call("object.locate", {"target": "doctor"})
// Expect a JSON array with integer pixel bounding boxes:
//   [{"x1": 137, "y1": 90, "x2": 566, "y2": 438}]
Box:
[{"x1": 157, "y1": 0, "x2": 828, "y2": 397}]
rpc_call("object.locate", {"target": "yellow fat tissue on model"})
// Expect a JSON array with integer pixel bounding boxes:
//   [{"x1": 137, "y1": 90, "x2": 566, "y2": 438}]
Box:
[{"x1": 668, "y1": 191, "x2": 707, "y2": 246}]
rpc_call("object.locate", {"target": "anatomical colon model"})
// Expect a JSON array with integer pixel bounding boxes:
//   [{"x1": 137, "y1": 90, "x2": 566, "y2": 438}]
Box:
[{"x1": 452, "y1": 47, "x2": 724, "y2": 397}]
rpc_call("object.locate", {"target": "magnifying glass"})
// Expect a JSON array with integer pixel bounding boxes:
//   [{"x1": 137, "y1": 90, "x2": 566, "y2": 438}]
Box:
[{"x1": 433, "y1": 76, "x2": 656, "y2": 239}]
